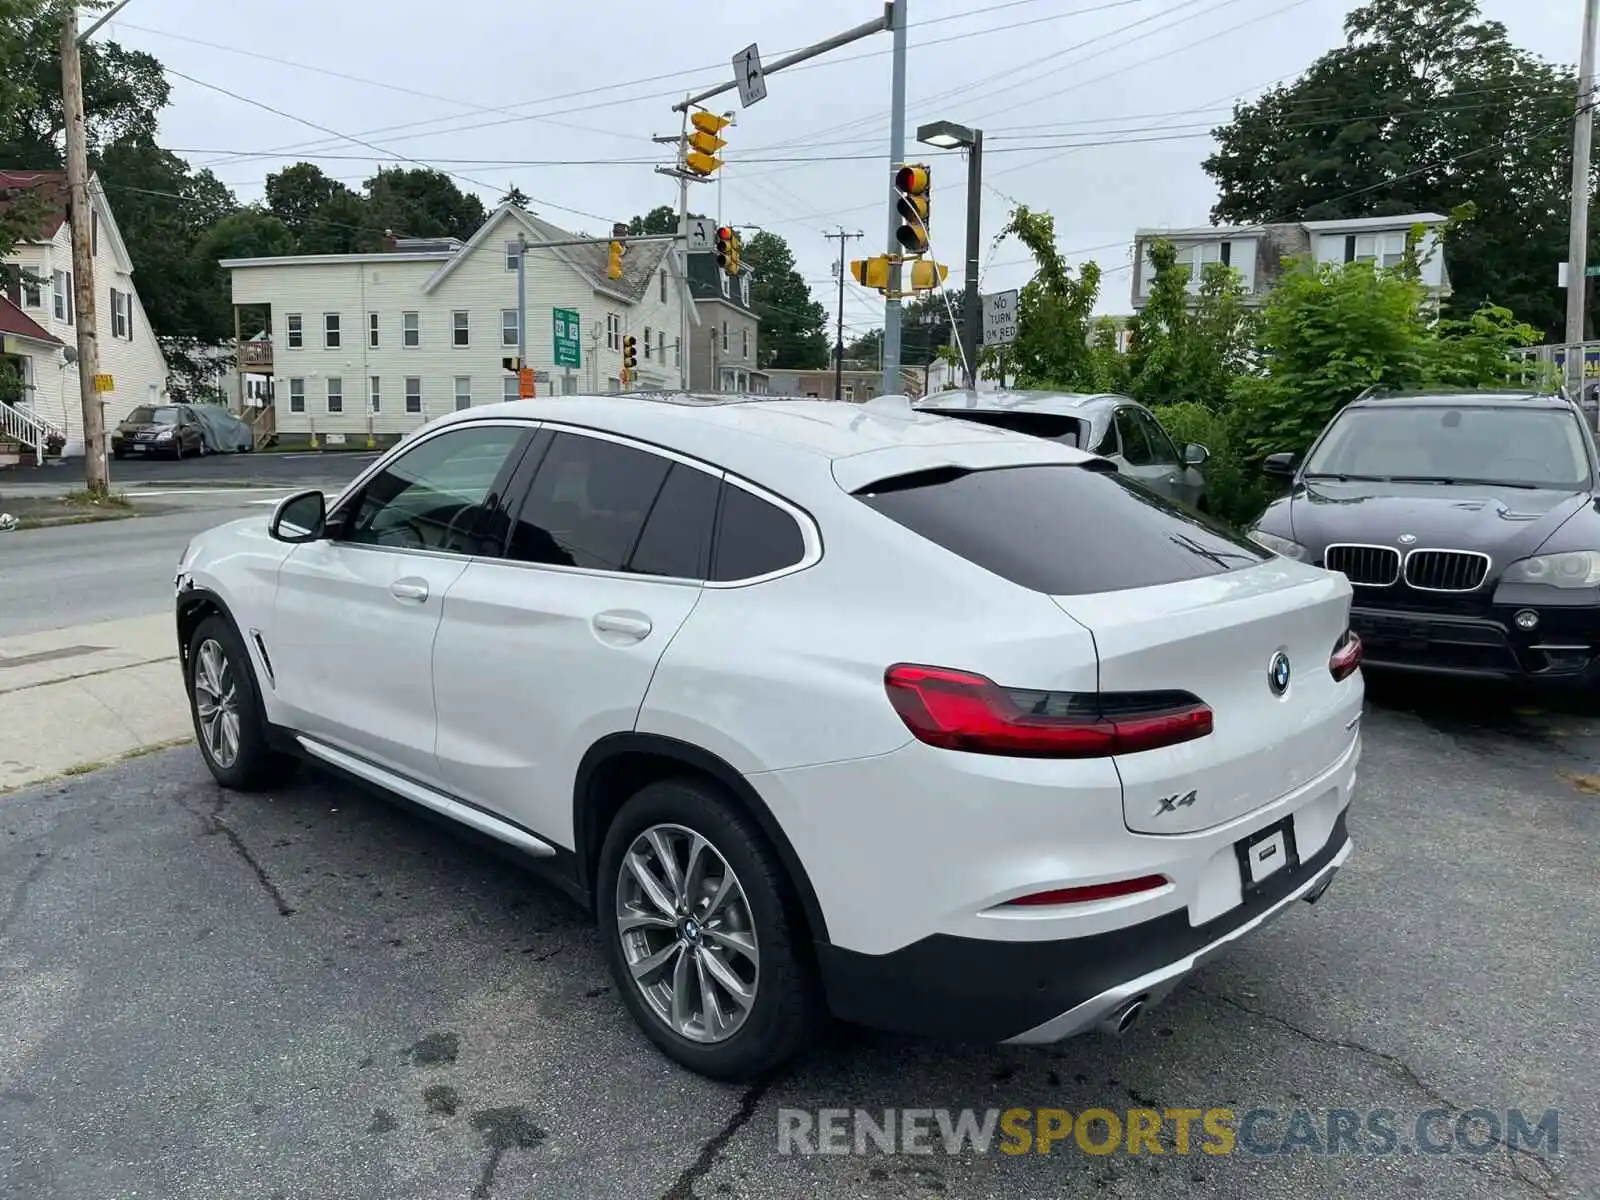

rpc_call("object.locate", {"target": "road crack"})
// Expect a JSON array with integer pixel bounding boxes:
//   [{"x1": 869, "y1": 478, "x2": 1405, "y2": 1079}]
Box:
[
  {"x1": 661, "y1": 1077, "x2": 773, "y2": 1200},
  {"x1": 1197, "y1": 987, "x2": 1565, "y2": 1198},
  {"x1": 174, "y1": 791, "x2": 294, "y2": 917},
  {"x1": 0, "y1": 852, "x2": 50, "y2": 939}
]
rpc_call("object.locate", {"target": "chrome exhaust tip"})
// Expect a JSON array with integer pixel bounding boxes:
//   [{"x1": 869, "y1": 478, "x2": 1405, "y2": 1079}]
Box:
[{"x1": 1101, "y1": 995, "x2": 1148, "y2": 1036}]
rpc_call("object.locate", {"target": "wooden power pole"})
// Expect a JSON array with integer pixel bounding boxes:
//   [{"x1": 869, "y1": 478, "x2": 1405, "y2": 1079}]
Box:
[{"x1": 60, "y1": 6, "x2": 109, "y2": 494}]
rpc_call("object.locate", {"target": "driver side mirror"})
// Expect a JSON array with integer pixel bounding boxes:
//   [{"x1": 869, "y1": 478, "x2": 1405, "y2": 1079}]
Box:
[
  {"x1": 1184, "y1": 442, "x2": 1210, "y2": 467},
  {"x1": 269, "y1": 489, "x2": 326, "y2": 544},
  {"x1": 1262, "y1": 452, "x2": 1299, "y2": 479}
]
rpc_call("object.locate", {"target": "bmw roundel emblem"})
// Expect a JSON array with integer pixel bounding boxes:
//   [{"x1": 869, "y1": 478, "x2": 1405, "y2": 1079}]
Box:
[
  {"x1": 1268, "y1": 651, "x2": 1292, "y2": 696},
  {"x1": 1398, "y1": 533, "x2": 1417, "y2": 545}
]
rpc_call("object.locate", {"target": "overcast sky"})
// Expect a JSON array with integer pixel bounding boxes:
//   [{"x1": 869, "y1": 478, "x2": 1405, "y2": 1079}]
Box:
[{"x1": 105, "y1": 0, "x2": 1574, "y2": 338}]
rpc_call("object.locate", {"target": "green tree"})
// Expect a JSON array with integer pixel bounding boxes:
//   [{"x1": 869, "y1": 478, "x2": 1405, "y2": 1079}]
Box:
[
  {"x1": 498, "y1": 185, "x2": 530, "y2": 208},
  {"x1": 1127, "y1": 239, "x2": 1255, "y2": 408},
  {"x1": 189, "y1": 209, "x2": 295, "y2": 343},
  {"x1": 628, "y1": 205, "x2": 678, "y2": 236},
  {"x1": 742, "y1": 230, "x2": 830, "y2": 369},
  {"x1": 998, "y1": 204, "x2": 1102, "y2": 388},
  {"x1": 363, "y1": 167, "x2": 486, "y2": 240},
  {"x1": 1204, "y1": 0, "x2": 1574, "y2": 337},
  {"x1": 265, "y1": 163, "x2": 350, "y2": 244}
]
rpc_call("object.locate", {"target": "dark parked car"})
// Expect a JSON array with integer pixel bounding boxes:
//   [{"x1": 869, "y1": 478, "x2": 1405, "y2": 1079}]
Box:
[
  {"x1": 1247, "y1": 387, "x2": 1600, "y2": 684},
  {"x1": 915, "y1": 390, "x2": 1210, "y2": 509},
  {"x1": 112, "y1": 404, "x2": 206, "y2": 459}
]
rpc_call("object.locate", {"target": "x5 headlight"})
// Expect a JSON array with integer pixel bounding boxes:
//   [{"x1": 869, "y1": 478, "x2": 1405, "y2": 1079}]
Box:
[
  {"x1": 1500, "y1": 551, "x2": 1600, "y2": 588},
  {"x1": 1247, "y1": 529, "x2": 1307, "y2": 561}
]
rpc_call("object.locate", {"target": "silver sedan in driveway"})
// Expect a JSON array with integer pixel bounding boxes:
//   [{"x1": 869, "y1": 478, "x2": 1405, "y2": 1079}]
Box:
[{"x1": 916, "y1": 390, "x2": 1210, "y2": 510}]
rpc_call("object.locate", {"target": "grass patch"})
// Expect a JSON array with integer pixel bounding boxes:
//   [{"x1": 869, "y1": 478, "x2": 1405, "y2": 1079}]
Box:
[
  {"x1": 0, "y1": 736, "x2": 195, "y2": 794},
  {"x1": 61, "y1": 488, "x2": 134, "y2": 510}
]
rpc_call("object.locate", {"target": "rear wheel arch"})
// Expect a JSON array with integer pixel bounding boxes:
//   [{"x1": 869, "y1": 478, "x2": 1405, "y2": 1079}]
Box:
[{"x1": 573, "y1": 732, "x2": 830, "y2": 946}]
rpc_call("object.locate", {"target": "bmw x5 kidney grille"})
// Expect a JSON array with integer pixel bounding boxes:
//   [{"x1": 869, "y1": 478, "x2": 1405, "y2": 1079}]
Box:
[
  {"x1": 1402, "y1": 549, "x2": 1490, "y2": 592},
  {"x1": 1323, "y1": 544, "x2": 1400, "y2": 587}
]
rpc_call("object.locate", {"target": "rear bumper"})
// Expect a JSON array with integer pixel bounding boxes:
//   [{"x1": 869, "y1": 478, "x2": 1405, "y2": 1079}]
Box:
[
  {"x1": 815, "y1": 810, "x2": 1350, "y2": 1044},
  {"x1": 1350, "y1": 603, "x2": 1600, "y2": 683}
]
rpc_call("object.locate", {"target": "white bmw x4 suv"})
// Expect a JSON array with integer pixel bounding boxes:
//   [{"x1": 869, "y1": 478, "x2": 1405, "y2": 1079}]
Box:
[{"x1": 175, "y1": 394, "x2": 1362, "y2": 1081}]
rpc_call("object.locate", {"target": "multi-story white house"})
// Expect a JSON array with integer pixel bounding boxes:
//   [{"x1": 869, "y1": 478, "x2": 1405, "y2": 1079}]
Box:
[
  {"x1": 1130, "y1": 212, "x2": 1452, "y2": 310},
  {"x1": 221, "y1": 203, "x2": 690, "y2": 448},
  {"x1": 0, "y1": 169, "x2": 170, "y2": 460}
]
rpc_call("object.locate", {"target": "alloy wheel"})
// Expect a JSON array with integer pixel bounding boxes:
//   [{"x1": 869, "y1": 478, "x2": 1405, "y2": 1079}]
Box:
[
  {"x1": 192, "y1": 638, "x2": 241, "y2": 769},
  {"x1": 615, "y1": 822, "x2": 760, "y2": 1044}
]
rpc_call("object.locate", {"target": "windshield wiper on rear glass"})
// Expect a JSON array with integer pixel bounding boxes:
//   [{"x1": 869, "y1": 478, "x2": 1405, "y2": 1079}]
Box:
[{"x1": 1168, "y1": 533, "x2": 1255, "y2": 569}]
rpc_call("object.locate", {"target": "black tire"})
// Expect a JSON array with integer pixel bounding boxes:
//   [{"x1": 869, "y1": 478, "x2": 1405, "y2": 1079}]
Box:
[
  {"x1": 185, "y1": 614, "x2": 297, "y2": 791},
  {"x1": 596, "y1": 778, "x2": 821, "y2": 1081}
]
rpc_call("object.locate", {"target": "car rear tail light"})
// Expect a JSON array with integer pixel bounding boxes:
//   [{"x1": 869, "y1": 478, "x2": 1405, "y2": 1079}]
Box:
[
  {"x1": 1001, "y1": 875, "x2": 1171, "y2": 906},
  {"x1": 883, "y1": 664, "x2": 1213, "y2": 758},
  {"x1": 1329, "y1": 631, "x2": 1363, "y2": 682}
]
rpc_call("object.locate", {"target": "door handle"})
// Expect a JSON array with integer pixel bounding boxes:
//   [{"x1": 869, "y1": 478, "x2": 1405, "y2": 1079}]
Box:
[
  {"x1": 593, "y1": 612, "x2": 652, "y2": 639},
  {"x1": 389, "y1": 578, "x2": 429, "y2": 602}
]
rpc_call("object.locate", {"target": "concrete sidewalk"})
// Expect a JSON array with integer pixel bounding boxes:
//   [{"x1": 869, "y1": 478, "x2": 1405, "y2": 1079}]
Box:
[{"x1": 0, "y1": 613, "x2": 191, "y2": 793}]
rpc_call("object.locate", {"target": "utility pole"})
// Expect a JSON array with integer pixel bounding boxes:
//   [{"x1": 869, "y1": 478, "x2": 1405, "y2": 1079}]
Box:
[
  {"x1": 825, "y1": 228, "x2": 863, "y2": 401},
  {"x1": 60, "y1": 6, "x2": 107, "y2": 494},
  {"x1": 1567, "y1": 0, "x2": 1600, "y2": 393},
  {"x1": 882, "y1": 0, "x2": 908, "y2": 396},
  {"x1": 516, "y1": 231, "x2": 528, "y2": 394}
]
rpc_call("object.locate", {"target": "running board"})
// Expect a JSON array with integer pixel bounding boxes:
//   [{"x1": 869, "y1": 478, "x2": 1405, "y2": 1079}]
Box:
[{"x1": 295, "y1": 736, "x2": 557, "y2": 858}]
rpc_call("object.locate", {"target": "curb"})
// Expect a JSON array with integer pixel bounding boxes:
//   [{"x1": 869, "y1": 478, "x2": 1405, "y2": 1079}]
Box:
[{"x1": 13, "y1": 509, "x2": 139, "y2": 530}]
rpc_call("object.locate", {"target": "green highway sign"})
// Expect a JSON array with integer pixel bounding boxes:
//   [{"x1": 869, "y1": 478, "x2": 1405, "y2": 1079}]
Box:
[
  {"x1": 1586, "y1": 266, "x2": 1600, "y2": 277},
  {"x1": 553, "y1": 307, "x2": 581, "y2": 369}
]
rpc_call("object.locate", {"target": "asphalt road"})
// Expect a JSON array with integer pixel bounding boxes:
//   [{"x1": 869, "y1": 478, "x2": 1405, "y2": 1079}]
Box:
[
  {"x1": 1, "y1": 448, "x2": 381, "y2": 490},
  {"x1": 1, "y1": 680, "x2": 1595, "y2": 1200}
]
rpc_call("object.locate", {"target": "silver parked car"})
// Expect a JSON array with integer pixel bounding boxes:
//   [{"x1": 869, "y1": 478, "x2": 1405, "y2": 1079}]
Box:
[{"x1": 916, "y1": 391, "x2": 1210, "y2": 510}]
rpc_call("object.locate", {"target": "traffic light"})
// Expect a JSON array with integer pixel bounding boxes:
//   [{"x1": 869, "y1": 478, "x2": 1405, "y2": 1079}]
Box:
[
  {"x1": 727, "y1": 231, "x2": 742, "y2": 277},
  {"x1": 715, "y1": 226, "x2": 736, "y2": 275},
  {"x1": 894, "y1": 163, "x2": 931, "y2": 254},
  {"x1": 850, "y1": 257, "x2": 891, "y2": 290},
  {"x1": 622, "y1": 334, "x2": 638, "y2": 373},
  {"x1": 908, "y1": 259, "x2": 950, "y2": 291},
  {"x1": 608, "y1": 239, "x2": 625, "y2": 279},
  {"x1": 686, "y1": 111, "x2": 730, "y2": 177}
]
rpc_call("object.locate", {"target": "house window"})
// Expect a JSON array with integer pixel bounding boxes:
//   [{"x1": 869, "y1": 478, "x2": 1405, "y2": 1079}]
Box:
[
  {"x1": 91, "y1": 209, "x2": 98, "y2": 256},
  {"x1": 843, "y1": 385, "x2": 854, "y2": 402},
  {"x1": 22, "y1": 278, "x2": 39, "y2": 307},
  {"x1": 505, "y1": 240, "x2": 521, "y2": 271},
  {"x1": 501, "y1": 308, "x2": 518, "y2": 347},
  {"x1": 674, "y1": 336, "x2": 681, "y2": 367},
  {"x1": 454, "y1": 375, "x2": 472, "y2": 410},
  {"x1": 368, "y1": 312, "x2": 380, "y2": 348},
  {"x1": 52, "y1": 270, "x2": 73, "y2": 323},
  {"x1": 740, "y1": 275, "x2": 750, "y2": 307},
  {"x1": 324, "y1": 313, "x2": 341, "y2": 348},
  {"x1": 285, "y1": 312, "x2": 302, "y2": 349},
  {"x1": 109, "y1": 288, "x2": 130, "y2": 340},
  {"x1": 719, "y1": 273, "x2": 730, "y2": 298},
  {"x1": 660, "y1": 269, "x2": 667, "y2": 303},
  {"x1": 405, "y1": 376, "x2": 422, "y2": 413},
  {"x1": 606, "y1": 312, "x2": 621, "y2": 350},
  {"x1": 452, "y1": 310, "x2": 470, "y2": 347},
  {"x1": 503, "y1": 375, "x2": 520, "y2": 402},
  {"x1": 657, "y1": 330, "x2": 665, "y2": 361},
  {"x1": 741, "y1": 328, "x2": 748, "y2": 359},
  {"x1": 326, "y1": 377, "x2": 343, "y2": 413},
  {"x1": 722, "y1": 321, "x2": 728, "y2": 352},
  {"x1": 289, "y1": 378, "x2": 305, "y2": 413},
  {"x1": 1352, "y1": 232, "x2": 1407, "y2": 269},
  {"x1": 402, "y1": 311, "x2": 419, "y2": 347},
  {"x1": 369, "y1": 376, "x2": 381, "y2": 412},
  {"x1": 643, "y1": 326, "x2": 652, "y2": 360}
]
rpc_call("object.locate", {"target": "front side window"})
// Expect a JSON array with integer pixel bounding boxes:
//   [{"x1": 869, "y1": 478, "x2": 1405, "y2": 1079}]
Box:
[
  {"x1": 285, "y1": 312, "x2": 302, "y2": 349},
  {"x1": 453, "y1": 310, "x2": 470, "y2": 347},
  {"x1": 402, "y1": 312, "x2": 420, "y2": 347},
  {"x1": 324, "y1": 313, "x2": 341, "y2": 348},
  {"x1": 502, "y1": 308, "x2": 518, "y2": 348},
  {"x1": 505, "y1": 432, "x2": 674, "y2": 571},
  {"x1": 1136, "y1": 408, "x2": 1180, "y2": 465},
  {"x1": 326, "y1": 377, "x2": 343, "y2": 413},
  {"x1": 404, "y1": 376, "x2": 422, "y2": 413},
  {"x1": 856, "y1": 463, "x2": 1265, "y2": 595},
  {"x1": 1304, "y1": 405, "x2": 1592, "y2": 490},
  {"x1": 1114, "y1": 408, "x2": 1153, "y2": 466},
  {"x1": 339, "y1": 425, "x2": 526, "y2": 553}
]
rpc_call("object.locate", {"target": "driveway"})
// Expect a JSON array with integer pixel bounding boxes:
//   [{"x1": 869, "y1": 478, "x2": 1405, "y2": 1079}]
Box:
[{"x1": 0, "y1": 685, "x2": 1594, "y2": 1199}]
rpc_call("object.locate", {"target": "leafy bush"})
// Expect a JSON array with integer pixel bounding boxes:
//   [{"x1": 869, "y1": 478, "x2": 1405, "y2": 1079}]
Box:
[{"x1": 1152, "y1": 400, "x2": 1276, "y2": 529}]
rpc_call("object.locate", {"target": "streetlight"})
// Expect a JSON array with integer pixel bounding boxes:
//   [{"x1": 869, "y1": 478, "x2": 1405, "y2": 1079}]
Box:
[{"x1": 917, "y1": 119, "x2": 983, "y2": 390}]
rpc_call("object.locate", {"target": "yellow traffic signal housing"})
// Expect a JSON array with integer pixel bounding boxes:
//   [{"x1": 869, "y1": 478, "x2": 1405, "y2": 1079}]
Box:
[
  {"x1": 622, "y1": 334, "x2": 638, "y2": 373},
  {"x1": 715, "y1": 226, "x2": 737, "y2": 275},
  {"x1": 908, "y1": 259, "x2": 950, "y2": 291},
  {"x1": 607, "y1": 239, "x2": 625, "y2": 279},
  {"x1": 894, "y1": 163, "x2": 931, "y2": 254},
  {"x1": 850, "y1": 257, "x2": 892, "y2": 290},
  {"x1": 686, "y1": 111, "x2": 730, "y2": 178},
  {"x1": 727, "y1": 232, "x2": 742, "y2": 277}
]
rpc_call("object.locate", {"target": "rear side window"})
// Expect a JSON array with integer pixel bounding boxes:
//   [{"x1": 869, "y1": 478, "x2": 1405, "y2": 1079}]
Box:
[
  {"x1": 630, "y1": 463, "x2": 721, "y2": 579},
  {"x1": 856, "y1": 464, "x2": 1266, "y2": 595},
  {"x1": 711, "y1": 484, "x2": 807, "y2": 582},
  {"x1": 925, "y1": 409, "x2": 1088, "y2": 448}
]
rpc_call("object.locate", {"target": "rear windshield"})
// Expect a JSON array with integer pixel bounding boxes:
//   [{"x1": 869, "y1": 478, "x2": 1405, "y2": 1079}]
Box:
[
  {"x1": 855, "y1": 463, "x2": 1267, "y2": 594},
  {"x1": 923, "y1": 409, "x2": 1088, "y2": 449}
]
